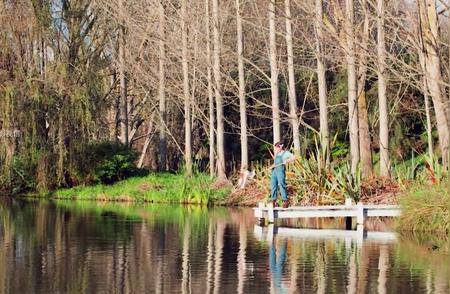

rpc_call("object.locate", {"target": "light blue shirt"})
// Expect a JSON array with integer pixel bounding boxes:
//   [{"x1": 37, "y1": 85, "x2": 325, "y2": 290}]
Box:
[
  {"x1": 280, "y1": 151, "x2": 294, "y2": 162},
  {"x1": 274, "y1": 151, "x2": 294, "y2": 169}
]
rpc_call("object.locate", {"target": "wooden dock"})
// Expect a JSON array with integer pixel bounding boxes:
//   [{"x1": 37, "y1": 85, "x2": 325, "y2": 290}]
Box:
[{"x1": 254, "y1": 202, "x2": 401, "y2": 224}]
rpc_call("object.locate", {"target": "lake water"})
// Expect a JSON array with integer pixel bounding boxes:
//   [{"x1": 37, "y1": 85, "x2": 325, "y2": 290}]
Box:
[{"x1": 0, "y1": 199, "x2": 448, "y2": 293}]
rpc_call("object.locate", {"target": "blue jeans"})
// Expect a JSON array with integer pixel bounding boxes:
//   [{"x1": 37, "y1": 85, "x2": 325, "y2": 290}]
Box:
[{"x1": 270, "y1": 167, "x2": 288, "y2": 201}]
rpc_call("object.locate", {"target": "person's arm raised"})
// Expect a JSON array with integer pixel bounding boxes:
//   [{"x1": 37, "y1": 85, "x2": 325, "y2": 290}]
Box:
[{"x1": 282, "y1": 153, "x2": 296, "y2": 165}]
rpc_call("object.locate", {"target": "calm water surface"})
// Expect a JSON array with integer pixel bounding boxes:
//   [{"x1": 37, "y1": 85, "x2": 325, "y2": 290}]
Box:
[{"x1": 0, "y1": 199, "x2": 448, "y2": 293}]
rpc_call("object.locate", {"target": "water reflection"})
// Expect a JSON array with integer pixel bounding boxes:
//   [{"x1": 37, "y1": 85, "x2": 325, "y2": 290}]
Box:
[
  {"x1": 0, "y1": 199, "x2": 448, "y2": 293},
  {"x1": 255, "y1": 224, "x2": 449, "y2": 293},
  {"x1": 236, "y1": 221, "x2": 247, "y2": 294},
  {"x1": 269, "y1": 238, "x2": 287, "y2": 293}
]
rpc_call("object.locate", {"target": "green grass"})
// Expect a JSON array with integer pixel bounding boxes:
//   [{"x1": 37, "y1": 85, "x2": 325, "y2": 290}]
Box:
[
  {"x1": 397, "y1": 180, "x2": 450, "y2": 234},
  {"x1": 53, "y1": 173, "x2": 231, "y2": 205}
]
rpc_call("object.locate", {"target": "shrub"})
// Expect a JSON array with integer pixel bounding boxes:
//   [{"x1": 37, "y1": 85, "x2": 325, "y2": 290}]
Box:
[{"x1": 72, "y1": 141, "x2": 147, "y2": 185}]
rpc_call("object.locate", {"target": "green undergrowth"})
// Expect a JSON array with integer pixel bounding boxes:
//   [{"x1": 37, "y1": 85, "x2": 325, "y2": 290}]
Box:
[
  {"x1": 53, "y1": 173, "x2": 231, "y2": 205},
  {"x1": 397, "y1": 180, "x2": 450, "y2": 234}
]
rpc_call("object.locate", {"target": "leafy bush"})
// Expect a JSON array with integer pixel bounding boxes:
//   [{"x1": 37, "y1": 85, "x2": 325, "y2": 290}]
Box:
[{"x1": 72, "y1": 141, "x2": 147, "y2": 185}]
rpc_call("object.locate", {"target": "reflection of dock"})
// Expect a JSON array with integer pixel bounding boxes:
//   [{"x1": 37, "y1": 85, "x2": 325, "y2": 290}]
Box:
[
  {"x1": 254, "y1": 225, "x2": 397, "y2": 246},
  {"x1": 254, "y1": 202, "x2": 401, "y2": 224}
]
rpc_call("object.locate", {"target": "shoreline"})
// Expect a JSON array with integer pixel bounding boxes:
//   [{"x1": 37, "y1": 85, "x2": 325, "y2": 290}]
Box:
[{"x1": 14, "y1": 173, "x2": 449, "y2": 236}]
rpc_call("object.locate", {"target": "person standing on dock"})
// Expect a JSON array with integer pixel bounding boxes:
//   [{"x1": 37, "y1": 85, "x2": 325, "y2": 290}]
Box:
[{"x1": 270, "y1": 142, "x2": 296, "y2": 208}]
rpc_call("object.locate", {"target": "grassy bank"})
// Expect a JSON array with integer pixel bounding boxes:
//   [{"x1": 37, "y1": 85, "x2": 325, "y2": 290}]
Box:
[
  {"x1": 397, "y1": 180, "x2": 449, "y2": 234},
  {"x1": 53, "y1": 173, "x2": 231, "y2": 205}
]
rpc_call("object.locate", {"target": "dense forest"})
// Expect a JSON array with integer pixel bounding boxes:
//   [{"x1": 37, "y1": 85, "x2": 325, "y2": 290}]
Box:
[{"x1": 1, "y1": 0, "x2": 450, "y2": 195}]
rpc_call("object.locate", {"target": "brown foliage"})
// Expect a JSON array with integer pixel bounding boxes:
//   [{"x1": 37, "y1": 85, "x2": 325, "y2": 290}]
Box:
[{"x1": 359, "y1": 177, "x2": 400, "y2": 205}]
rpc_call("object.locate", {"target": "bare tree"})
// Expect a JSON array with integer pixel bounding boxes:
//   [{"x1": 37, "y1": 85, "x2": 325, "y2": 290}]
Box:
[
  {"x1": 419, "y1": 0, "x2": 450, "y2": 170},
  {"x1": 345, "y1": 0, "x2": 360, "y2": 175},
  {"x1": 357, "y1": 0, "x2": 372, "y2": 179},
  {"x1": 285, "y1": 0, "x2": 300, "y2": 154},
  {"x1": 205, "y1": 0, "x2": 216, "y2": 177},
  {"x1": 182, "y1": 0, "x2": 193, "y2": 176},
  {"x1": 315, "y1": 0, "x2": 329, "y2": 164},
  {"x1": 213, "y1": 0, "x2": 226, "y2": 178},
  {"x1": 138, "y1": 116, "x2": 155, "y2": 168},
  {"x1": 418, "y1": 44, "x2": 434, "y2": 162},
  {"x1": 377, "y1": 0, "x2": 389, "y2": 178},
  {"x1": 158, "y1": 1, "x2": 167, "y2": 171},
  {"x1": 269, "y1": 0, "x2": 281, "y2": 145},
  {"x1": 118, "y1": 0, "x2": 129, "y2": 145},
  {"x1": 236, "y1": 0, "x2": 249, "y2": 169}
]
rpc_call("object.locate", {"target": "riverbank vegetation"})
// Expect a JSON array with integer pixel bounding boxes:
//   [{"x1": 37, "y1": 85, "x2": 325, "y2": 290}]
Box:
[
  {"x1": 54, "y1": 173, "x2": 231, "y2": 205},
  {"x1": 1, "y1": 0, "x2": 449, "y2": 232},
  {"x1": 228, "y1": 150, "x2": 445, "y2": 207},
  {"x1": 397, "y1": 180, "x2": 450, "y2": 234}
]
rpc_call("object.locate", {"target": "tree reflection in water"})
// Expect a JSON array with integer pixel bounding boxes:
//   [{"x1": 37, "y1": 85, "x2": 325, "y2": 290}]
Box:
[{"x1": 0, "y1": 199, "x2": 448, "y2": 293}]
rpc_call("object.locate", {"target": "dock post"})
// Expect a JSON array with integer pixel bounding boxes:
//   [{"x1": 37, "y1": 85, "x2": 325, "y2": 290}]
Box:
[
  {"x1": 345, "y1": 198, "x2": 352, "y2": 206},
  {"x1": 356, "y1": 202, "x2": 366, "y2": 225}
]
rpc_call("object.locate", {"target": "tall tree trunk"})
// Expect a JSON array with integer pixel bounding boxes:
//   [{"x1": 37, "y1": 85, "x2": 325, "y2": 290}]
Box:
[
  {"x1": 158, "y1": 2, "x2": 167, "y2": 171},
  {"x1": 419, "y1": 48, "x2": 434, "y2": 162},
  {"x1": 137, "y1": 116, "x2": 155, "y2": 169},
  {"x1": 420, "y1": 0, "x2": 450, "y2": 171},
  {"x1": 285, "y1": 0, "x2": 300, "y2": 154},
  {"x1": 108, "y1": 69, "x2": 119, "y2": 140},
  {"x1": 205, "y1": 0, "x2": 216, "y2": 177},
  {"x1": 315, "y1": 0, "x2": 329, "y2": 165},
  {"x1": 424, "y1": 92, "x2": 434, "y2": 162},
  {"x1": 213, "y1": 0, "x2": 226, "y2": 178},
  {"x1": 345, "y1": 0, "x2": 360, "y2": 175},
  {"x1": 357, "y1": 0, "x2": 372, "y2": 179},
  {"x1": 377, "y1": 0, "x2": 389, "y2": 178},
  {"x1": 182, "y1": 0, "x2": 193, "y2": 176},
  {"x1": 118, "y1": 0, "x2": 128, "y2": 146},
  {"x1": 236, "y1": 0, "x2": 248, "y2": 170},
  {"x1": 269, "y1": 0, "x2": 281, "y2": 144}
]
